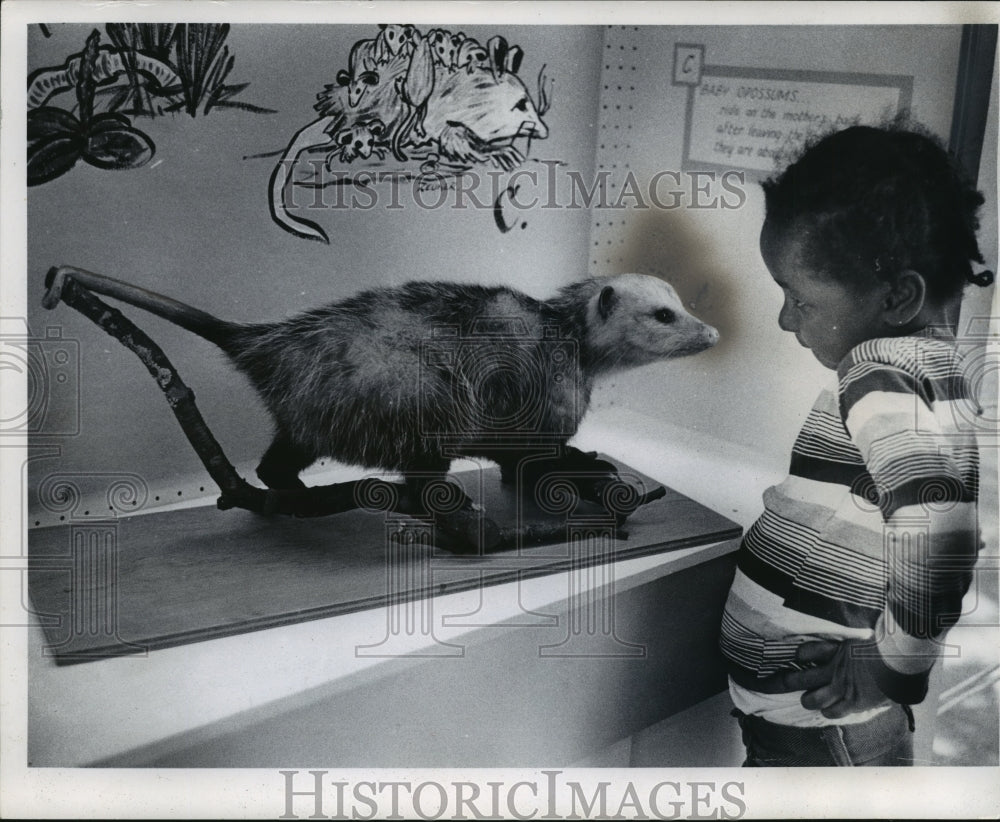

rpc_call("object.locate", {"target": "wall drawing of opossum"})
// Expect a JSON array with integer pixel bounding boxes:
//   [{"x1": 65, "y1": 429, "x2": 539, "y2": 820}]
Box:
[
  {"x1": 269, "y1": 26, "x2": 549, "y2": 243},
  {"x1": 42, "y1": 269, "x2": 718, "y2": 515}
]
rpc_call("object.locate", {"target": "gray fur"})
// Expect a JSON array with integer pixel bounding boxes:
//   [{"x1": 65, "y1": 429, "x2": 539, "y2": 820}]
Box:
[{"x1": 48, "y1": 269, "x2": 718, "y2": 488}]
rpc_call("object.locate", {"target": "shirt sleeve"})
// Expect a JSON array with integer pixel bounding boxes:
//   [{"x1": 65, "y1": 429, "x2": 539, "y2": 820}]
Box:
[{"x1": 838, "y1": 352, "x2": 980, "y2": 704}]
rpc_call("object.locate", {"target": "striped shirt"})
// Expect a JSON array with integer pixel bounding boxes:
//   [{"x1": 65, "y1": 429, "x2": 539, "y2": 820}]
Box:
[{"x1": 720, "y1": 331, "x2": 981, "y2": 726}]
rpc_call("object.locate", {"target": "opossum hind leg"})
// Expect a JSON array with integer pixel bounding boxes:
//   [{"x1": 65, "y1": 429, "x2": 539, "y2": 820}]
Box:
[
  {"x1": 400, "y1": 458, "x2": 456, "y2": 517},
  {"x1": 256, "y1": 433, "x2": 314, "y2": 490}
]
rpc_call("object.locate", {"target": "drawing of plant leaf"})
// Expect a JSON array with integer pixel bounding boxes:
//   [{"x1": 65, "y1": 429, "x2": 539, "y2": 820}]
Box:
[
  {"x1": 85, "y1": 112, "x2": 135, "y2": 133},
  {"x1": 96, "y1": 85, "x2": 134, "y2": 113},
  {"x1": 85, "y1": 124, "x2": 155, "y2": 169},
  {"x1": 214, "y1": 81, "x2": 249, "y2": 99},
  {"x1": 29, "y1": 22, "x2": 271, "y2": 124},
  {"x1": 27, "y1": 32, "x2": 156, "y2": 185},
  {"x1": 206, "y1": 98, "x2": 278, "y2": 114},
  {"x1": 204, "y1": 81, "x2": 276, "y2": 113},
  {"x1": 27, "y1": 133, "x2": 85, "y2": 185},
  {"x1": 104, "y1": 22, "x2": 179, "y2": 115},
  {"x1": 106, "y1": 22, "x2": 176, "y2": 65},
  {"x1": 168, "y1": 23, "x2": 273, "y2": 116},
  {"x1": 75, "y1": 29, "x2": 100, "y2": 125},
  {"x1": 27, "y1": 107, "x2": 80, "y2": 140}
]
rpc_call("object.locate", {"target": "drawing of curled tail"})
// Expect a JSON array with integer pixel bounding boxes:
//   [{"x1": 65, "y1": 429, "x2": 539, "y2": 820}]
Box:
[{"x1": 268, "y1": 117, "x2": 342, "y2": 244}]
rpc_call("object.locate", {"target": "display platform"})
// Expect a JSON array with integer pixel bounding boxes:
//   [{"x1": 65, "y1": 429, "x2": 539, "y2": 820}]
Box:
[{"x1": 28, "y1": 459, "x2": 742, "y2": 664}]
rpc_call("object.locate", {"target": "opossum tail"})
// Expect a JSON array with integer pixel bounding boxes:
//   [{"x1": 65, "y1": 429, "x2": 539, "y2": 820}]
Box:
[
  {"x1": 268, "y1": 116, "x2": 344, "y2": 244},
  {"x1": 43, "y1": 265, "x2": 243, "y2": 352}
]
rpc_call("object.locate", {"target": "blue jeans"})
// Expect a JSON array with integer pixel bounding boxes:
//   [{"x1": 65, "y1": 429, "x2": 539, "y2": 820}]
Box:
[{"x1": 733, "y1": 704, "x2": 915, "y2": 766}]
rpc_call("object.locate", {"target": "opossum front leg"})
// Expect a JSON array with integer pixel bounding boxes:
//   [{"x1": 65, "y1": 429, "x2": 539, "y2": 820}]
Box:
[
  {"x1": 401, "y1": 467, "x2": 502, "y2": 554},
  {"x1": 399, "y1": 465, "x2": 471, "y2": 518},
  {"x1": 256, "y1": 433, "x2": 314, "y2": 490}
]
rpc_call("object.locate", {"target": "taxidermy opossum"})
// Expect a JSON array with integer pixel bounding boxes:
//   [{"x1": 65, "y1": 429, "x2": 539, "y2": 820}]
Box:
[{"x1": 42, "y1": 269, "x2": 718, "y2": 500}]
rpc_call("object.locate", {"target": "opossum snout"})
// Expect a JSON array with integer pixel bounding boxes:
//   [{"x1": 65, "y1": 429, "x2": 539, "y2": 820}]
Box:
[
  {"x1": 683, "y1": 321, "x2": 719, "y2": 354},
  {"x1": 519, "y1": 119, "x2": 548, "y2": 140}
]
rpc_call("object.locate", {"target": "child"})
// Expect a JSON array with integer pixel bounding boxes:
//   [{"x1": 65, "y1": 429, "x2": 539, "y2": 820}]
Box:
[{"x1": 719, "y1": 123, "x2": 994, "y2": 766}]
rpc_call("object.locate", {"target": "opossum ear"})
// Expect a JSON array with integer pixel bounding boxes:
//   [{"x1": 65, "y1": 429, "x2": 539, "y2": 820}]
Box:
[
  {"x1": 598, "y1": 286, "x2": 618, "y2": 320},
  {"x1": 487, "y1": 35, "x2": 507, "y2": 80},
  {"x1": 505, "y1": 45, "x2": 523, "y2": 75}
]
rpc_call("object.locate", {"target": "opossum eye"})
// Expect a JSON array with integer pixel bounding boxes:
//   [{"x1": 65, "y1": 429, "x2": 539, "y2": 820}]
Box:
[
  {"x1": 654, "y1": 308, "x2": 676, "y2": 324},
  {"x1": 512, "y1": 97, "x2": 529, "y2": 112}
]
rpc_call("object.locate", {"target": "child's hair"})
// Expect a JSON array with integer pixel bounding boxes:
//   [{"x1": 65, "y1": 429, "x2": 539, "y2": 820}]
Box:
[{"x1": 761, "y1": 121, "x2": 994, "y2": 300}]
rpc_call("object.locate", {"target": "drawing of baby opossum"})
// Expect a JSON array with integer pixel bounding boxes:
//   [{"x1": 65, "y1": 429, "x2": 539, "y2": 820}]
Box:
[
  {"x1": 43, "y1": 269, "x2": 718, "y2": 501},
  {"x1": 333, "y1": 25, "x2": 421, "y2": 108},
  {"x1": 328, "y1": 117, "x2": 387, "y2": 165},
  {"x1": 269, "y1": 28, "x2": 548, "y2": 243}
]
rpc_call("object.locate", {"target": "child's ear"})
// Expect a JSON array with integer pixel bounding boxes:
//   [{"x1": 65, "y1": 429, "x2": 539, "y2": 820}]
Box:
[{"x1": 883, "y1": 270, "x2": 926, "y2": 326}]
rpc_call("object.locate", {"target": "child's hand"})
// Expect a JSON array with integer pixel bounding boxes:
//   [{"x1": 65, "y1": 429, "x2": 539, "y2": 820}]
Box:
[{"x1": 780, "y1": 639, "x2": 891, "y2": 718}]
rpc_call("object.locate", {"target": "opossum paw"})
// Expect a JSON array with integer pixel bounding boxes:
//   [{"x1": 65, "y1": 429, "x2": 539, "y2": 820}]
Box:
[
  {"x1": 255, "y1": 466, "x2": 307, "y2": 492},
  {"x1": 511, "y1": 451, "x2": 640, "y2": 519},
  {"x1": 491, "y1": 146, "x2": 524, "y2": 171}
]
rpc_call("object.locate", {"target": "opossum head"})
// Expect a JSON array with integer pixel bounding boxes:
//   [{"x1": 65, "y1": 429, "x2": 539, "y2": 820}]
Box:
[
  {"x1": 425, "y1": 28, "x2": 458, "y2": 66},
  {"x1": 334, "y1": 118, "x2": 386, "y2": 159},
  {"x1": 378, "y1": 24, "x2": 418, "y2": 59},
  {"x1": 580, "y1": 274, "x2": 718, "y2": 372},
  {"x1": 441, "y1": 70, "x2": 549, "y2": 143}
]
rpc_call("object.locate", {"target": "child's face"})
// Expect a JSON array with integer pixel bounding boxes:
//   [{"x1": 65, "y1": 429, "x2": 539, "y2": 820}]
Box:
[{"x1": 760, "y1": 220, "x2": 890, "y2": 369}]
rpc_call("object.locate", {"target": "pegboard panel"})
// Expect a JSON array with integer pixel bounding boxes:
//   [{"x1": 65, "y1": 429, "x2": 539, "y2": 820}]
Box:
[
  {"x1": 584, "y1": 24, "x2": 977, "y2": 462},
  {"x1": 590, "y1": 26, "x2": 643, "y2": 275}
]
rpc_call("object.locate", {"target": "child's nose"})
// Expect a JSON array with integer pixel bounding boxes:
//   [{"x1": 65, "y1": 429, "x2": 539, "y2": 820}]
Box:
[{"x1": 778, "y1": 300, "x2": 798, "y2": 332}]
